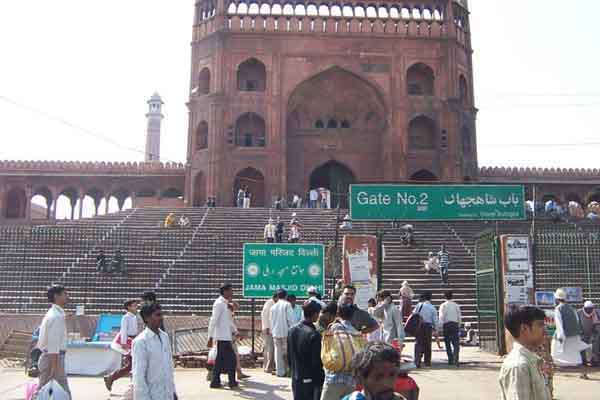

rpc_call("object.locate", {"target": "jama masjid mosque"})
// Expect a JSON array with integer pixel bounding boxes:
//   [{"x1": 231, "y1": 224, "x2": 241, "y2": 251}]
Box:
[{"x1": 1, "y1": 0, "x2": 599, "y2": 221}]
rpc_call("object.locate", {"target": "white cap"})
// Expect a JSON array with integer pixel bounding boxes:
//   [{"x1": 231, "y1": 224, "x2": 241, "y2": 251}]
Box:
[
  {"x1": 307, "y1": 286, "x2": 318, "y2": 294},
  {"x1": 402, "y1": 280, "x2": 409, "y2": 286},
  {"x1": 555, "y1": 288, "x2": 567, "y2": 300},
  {"x1": 584, "y1": 300, "x2": 594, "y2": 308}
]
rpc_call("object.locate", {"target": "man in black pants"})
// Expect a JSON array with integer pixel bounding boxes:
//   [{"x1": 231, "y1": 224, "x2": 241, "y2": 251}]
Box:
[
  {"x1": 414, "y1": 291, "x2": 438, "y2": 368},
  {"x1": 439, "y1": 290, "x2": 461, "y2": 366},
  {"x1": 288, "y1": 301, "x2": 324, "y2": 400},
  {"x1": 207, "y1": 283, "x2": 239, "y2": 389}
]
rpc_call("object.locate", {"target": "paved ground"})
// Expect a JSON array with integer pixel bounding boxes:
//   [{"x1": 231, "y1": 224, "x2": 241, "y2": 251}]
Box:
[{"x1": 1, "y1": 346, "x2": 598, "y2": 400}]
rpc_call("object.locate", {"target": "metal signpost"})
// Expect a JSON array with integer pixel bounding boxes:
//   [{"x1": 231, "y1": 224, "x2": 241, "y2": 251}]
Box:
[
  {"x1": 243, "y1": 243, "x2": 325, "y2": 298},
  {"x1": 349, "y1": 184, "x2": 526, "y2": 221}
]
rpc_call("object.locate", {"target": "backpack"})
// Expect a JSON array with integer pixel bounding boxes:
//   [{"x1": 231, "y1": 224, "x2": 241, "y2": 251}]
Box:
[{"x1": 404, "y1": 304, "x2": 423, "y2": 336}]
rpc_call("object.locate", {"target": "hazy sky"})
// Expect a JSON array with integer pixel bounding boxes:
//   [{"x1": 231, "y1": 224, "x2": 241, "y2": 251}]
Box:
[{"x1": 1, "y1": 0, "x2": 599, "y2": 168}]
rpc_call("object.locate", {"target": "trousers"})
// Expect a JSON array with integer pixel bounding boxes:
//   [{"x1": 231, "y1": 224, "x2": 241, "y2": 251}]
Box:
[
  {"x1": 273, "y1": 337, "x2": 288, "y2": 377},
  {"x1": 263, "y1": 332, "x2": 275, "y2": 372},
  {"x1": 414, "y1": 323, "x2": 433, "y2": 367},
  {"x1": 292, "y1": 379, "x2": 323, "y2": 400},
  {"x1": 34, "y1": 353, "x2": 71, "y2": 400},
  {"x1": 443, "y1": 322, "x2": 460, "y2": 365},
  {"x1": 211, "y1": 340, "x2": 237, "y2": 387}
]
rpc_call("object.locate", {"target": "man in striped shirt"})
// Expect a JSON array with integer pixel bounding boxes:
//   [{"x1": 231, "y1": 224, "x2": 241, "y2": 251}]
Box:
[{"x1": 437, "y1": 244, "x2": 450, "y2": 285}]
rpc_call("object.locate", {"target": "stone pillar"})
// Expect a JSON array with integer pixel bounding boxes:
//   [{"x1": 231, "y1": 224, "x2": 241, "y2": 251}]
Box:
[
  {"x1": 70, "y1": 197, "x2": 77, "y2": 220},
  {"x1": 105, "y1": 195, "x2": 110, "y2": 215},
  {"x1": 24, "y1": 186, "x2": 33, "y2": 221},
  {"x1": 0, "y1": 185, "x2": 5, "y2": 220},
  {"x1": 78, "y1": 193, "x2": 85, "y2": 219}
]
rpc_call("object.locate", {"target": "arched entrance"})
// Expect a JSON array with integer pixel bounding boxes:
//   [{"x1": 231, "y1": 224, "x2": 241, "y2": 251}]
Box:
[
  {"x1": 233, "y1": 167, "x2": 265, "y2": 207},
  {"x1": 5, "y1": 187, "x2": 27, "y2": 219},
  {"x1": 193, "y1": 172, "x2": 207, "y2": 207},
  {"x1": 309, "y1": 161, "x2": 356, "y2": 208},
  {"x1": 286, "y1": 67, "x2": 387, "y2": 200},
  {"x1": 410, "y1": 169, "x2": 438, "y2": 182}
]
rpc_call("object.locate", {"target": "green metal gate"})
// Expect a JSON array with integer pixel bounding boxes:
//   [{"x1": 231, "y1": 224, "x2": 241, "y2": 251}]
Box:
[
  {"x1": 535, "y1": 226, "x2": 600, "y2": 306},
  {"x1": 474, "y1": 231, "x2": 505, "y2": 355}
]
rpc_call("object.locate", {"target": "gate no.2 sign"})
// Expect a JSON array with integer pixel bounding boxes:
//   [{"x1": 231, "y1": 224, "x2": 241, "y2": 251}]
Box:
[{"x1": 243, "y1": 243, "x2": 325, "y2": 298}]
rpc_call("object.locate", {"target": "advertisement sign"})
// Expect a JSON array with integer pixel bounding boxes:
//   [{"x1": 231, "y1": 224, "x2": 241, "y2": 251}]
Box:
[
  {"x1": 342, "y1": 235, "x2": 378, "y2": 309},
  {"x1": 242, "y1": 243, "x2": 324, "y2": 298},
  {"x1": 349, "y1": 184, "x2": 525, "y2": 221},
  {"x1": 564, "y1": 287, "x2": 583, "y2": 303},
  {"x1": 535, "y1": 291, "x2": 556, "y2": 307}
]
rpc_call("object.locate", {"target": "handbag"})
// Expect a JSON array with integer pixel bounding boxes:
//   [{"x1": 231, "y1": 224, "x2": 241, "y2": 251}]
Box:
[
  {"x1": 404, "y1": 304, "x2": 423, "y2": 336},
  {"x1": 321, "y1": 324, "x2": 366, "y2": 372},
  {"x1": 207, "y1": 346, "x2": 218, "y2": 366}
]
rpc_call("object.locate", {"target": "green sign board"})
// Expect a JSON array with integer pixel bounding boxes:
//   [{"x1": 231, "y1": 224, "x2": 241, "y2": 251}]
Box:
[
  {"x1": 243, "y1": 243, "x2": 325, "y2": 298},
  {"x1": 350, "y1": 184, "x2": 525, "y2": 221}
]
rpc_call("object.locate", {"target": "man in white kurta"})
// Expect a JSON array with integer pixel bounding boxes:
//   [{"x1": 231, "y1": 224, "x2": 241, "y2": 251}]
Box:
[
  {"x1": 132, "y1": 302, "x2": 177, "y2": 400},
  {"x1": 551, "y1": 288, "x2": 588, "y2": 368}
]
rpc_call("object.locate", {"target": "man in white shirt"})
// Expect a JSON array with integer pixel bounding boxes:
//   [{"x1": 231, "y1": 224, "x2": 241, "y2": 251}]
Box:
[
  {"x1": 261, "y1": 293, "x2": 278, "y2": 373},
  {"x1": 34, "y1": 285, "x2": 70, "y2": 400},
  {"x1": 132, "y1": 302, "x2": 178, "y2": 400},
  {"x1": 270, "y1": 289, "x2": 295, "y2": 377},
  {"x1": 414, "y1": 291, "x2": 439, "y2": 368},
  {"x1": 264, "y1": 218, "x2": 276, "y2": 243},
  {"x1": 104, "y1": 299, "x2": 139, "y2": 391},
  {"x1": 309, "y1": 189, "x2": 318, "y2": 208},
  {"x1": 207, "y1": 283, "x2": 239, "y2": 389},
  {"x1": 439, "y1": 290, "x2": 462, "y2": 366},
  {"x1": 288, "y1": 295, "x2": 303, "y2": 325}
]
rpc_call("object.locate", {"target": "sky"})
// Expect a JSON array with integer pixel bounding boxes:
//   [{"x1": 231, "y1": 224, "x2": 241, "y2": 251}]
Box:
[{"x1": 1, "y1": 0, "x2": 600, "y2": 169}]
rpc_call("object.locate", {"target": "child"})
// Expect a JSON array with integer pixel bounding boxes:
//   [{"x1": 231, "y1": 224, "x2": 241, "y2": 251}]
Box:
[{"x1": 343, "y1": 341, "x2": 406, "y2": 400}]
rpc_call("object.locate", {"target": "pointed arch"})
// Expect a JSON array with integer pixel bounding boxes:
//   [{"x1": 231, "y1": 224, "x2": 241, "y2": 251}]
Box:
[
  {"x1": 4, "y1": 187, "x2": 26, "y2": 219},
  {"x1": 410, "y1": 169, "x2": 438, "y2": 181},
  {"x1": 233, "y1": 167, "x2": 265, "y2": 206},
  {"x1": 406, "y1": 62, "x2": 435, "y2": 96},
  {"x1": 235, "y1": 112, "x2": 266, "y2": 147},
  {"x1": 196, "y1": 120, "x2": 209, "y2": 150},
  {"x1": 237, "y1": 58, "x2": 266, "y2": 92},
  {"x1": 198, "y1": 67, "x2": 210, "y2": 95},
  {"x1": 408, "y1": 115, "x2": 436, "y2": 150},
  {"x1": 309, "y1": 160, "x2": 356, "y2": 208}
]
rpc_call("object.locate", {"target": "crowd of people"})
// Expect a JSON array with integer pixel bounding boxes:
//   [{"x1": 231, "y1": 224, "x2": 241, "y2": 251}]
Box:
[
  {"x1": 264, "y1": 214, "x2": 302, "y2": 243},
  {"x1": 30, "y1": 281, "x2": 600, "y2": 400},
  {"x1": 529, "y1": 199, "x2": 600, "y2": 222},
  {"x1": 95, "y1": 249, "x2": 126, "y2": 274}
]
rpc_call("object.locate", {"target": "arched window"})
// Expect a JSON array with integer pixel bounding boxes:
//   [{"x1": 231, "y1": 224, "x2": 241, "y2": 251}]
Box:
[
  {"x1": 331, "y1": 5, "x2": 342, "y2": 17},
  {"x1": 327, "y1": 119, "x2": 338, "y2": 128},
  {"x1": 461, "y1": 126, "x2": 472, "y2": 154},
  {"x1": 408, "y1": 116, "x2": 436, "y2": 150},
  {"x1": 459, "y1": 75, "x2": 468, "y2": 104},
  {"x1": 341, "y1": 120, "x2": 351, "y2": 128},
  {"x1": 319, "y1": 4, "x2": 330, "y2": 16},
  {"x1": 343, "y1": 5, "x2": 353, "y2": 17},
  {"x1": 237, "y1": 58, "x2": 266, "y2": 92},
  {"x1": 315, "y1": 120, "x2": 325, "y2": 129},
  {"x1": 227, "y1": 3, "x2": 237, "y2": 14},
  {"x1": 198, "y1": 68, "x2": 210, "y2": 95},
  {"x1": 260, "y1": 3, "x2": 270, "y2": 15},
  {"x1": 235, "y1": 112, "x2": 266, "y2": 147},
  {"x1": 248, "y1": 2, "x2": 259, "y2": 14},
  {"x1": 295, "y1": 4, "x2": 306, "y2": 16},
  {"x1": 196, "y1": 121, "x2": 209, "y2": 150},
  {"x1": 271, "y1": 3, "x2": 282, "y2": 14},
  {"x1": 307, "y1": 4, "x2": 318, "y2": 16},
  {"x1": 406, "y1": 63, "x2": 435, "y2": 96}
]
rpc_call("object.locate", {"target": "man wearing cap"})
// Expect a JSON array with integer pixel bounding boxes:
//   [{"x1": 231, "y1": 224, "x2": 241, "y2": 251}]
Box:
[
  {"x1": 551, "y1": 288, "x2": 589, "y2": 374},
  {"x1": 307, "y1": 287, "x2": 326, "y2": 309},
  {"x1": 578, "y1": 300, "x2": 600, "y2": 367}
]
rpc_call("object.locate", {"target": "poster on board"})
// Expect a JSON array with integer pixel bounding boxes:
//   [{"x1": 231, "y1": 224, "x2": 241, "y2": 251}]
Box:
[{"x1": 343, "y1": 235, "x2": 378, "y2": 310}]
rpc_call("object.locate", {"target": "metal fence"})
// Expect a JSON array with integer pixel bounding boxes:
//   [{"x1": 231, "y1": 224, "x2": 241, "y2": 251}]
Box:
[{"x1": 534, "y1": 225, "x2": 600, "y2": 306}]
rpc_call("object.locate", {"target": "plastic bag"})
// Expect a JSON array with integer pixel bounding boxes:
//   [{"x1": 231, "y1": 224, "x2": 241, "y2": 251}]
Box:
[
  {"x1": 207, "y1": 346, "x2": 217, "y2": 366},
  {"x1": 25, "y1": 381, "x2": 38, "y2": 400},
  {"x1": 36, "y1": 379, "x2": 69, "y2": 400}
]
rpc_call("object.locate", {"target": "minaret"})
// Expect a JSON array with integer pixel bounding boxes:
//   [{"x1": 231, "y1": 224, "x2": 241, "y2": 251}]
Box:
[{"x1": 145, "y1": 92, "x2": 164, "y2": 162}]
